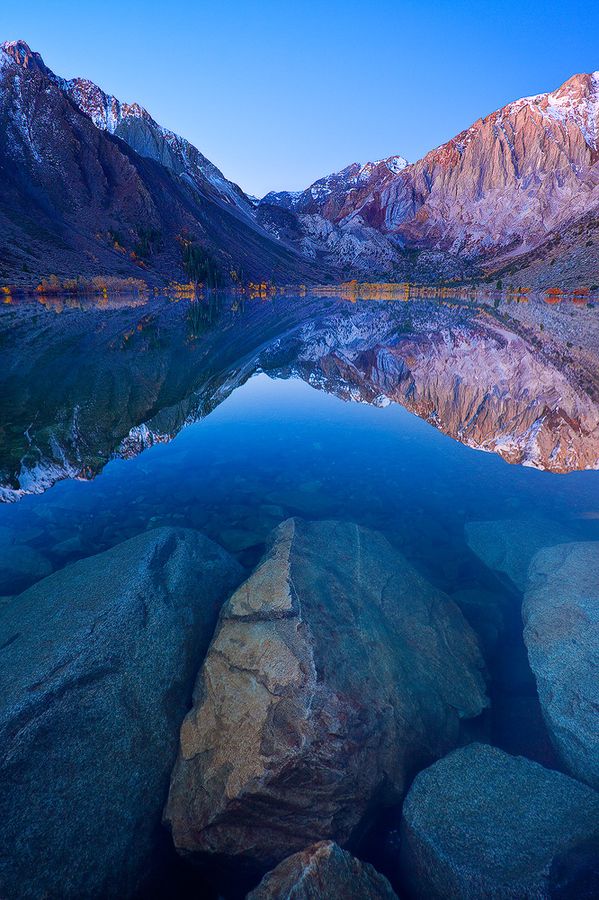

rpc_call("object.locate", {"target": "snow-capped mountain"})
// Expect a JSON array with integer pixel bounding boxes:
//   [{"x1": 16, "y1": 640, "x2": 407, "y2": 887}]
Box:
[
  {"x1": 263, "y1": 156, "x2": 409, "y2": 218},
  {"x1": 0, "y1": 40, "x2": 324, "y2": 285},
  {"x1": 260, "y1": 71, "x2": 599, "y2": 285},
  {"x1": 1, "y1": 39, "x2": 598, "y2": 288},
  {"x1": 1, "y1": 39, "x2": 253, "y2": 218},
  {"x1": 63, "y1": 78, "x2": 255, "y2": 219}
]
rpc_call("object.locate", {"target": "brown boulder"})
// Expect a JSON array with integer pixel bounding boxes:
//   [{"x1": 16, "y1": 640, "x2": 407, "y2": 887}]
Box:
[
  {"x1": 247, "y1": 841, "x2": 398, "y2": 899},
  {"x1": 164, "y1": 518, "x2": 487, "y2": 870}
]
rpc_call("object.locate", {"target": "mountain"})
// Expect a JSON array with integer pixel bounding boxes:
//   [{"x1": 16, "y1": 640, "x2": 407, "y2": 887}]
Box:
[
  {"x1": 1, "y1": 41, "x2": 598, "y2": 287},
  {"x1": 260, "y1": 72, "x2": 599, "y2": 285},
  {"x1": 62, "y1": 76, "x2": 255, "y2": 219},
  {"x1": 486, "y1": 210, "x2": 599, "y2": 289},
  {"x1": 0, "y1": 40, "x2": 326, "y2": 286},
  {"x1": 262, "y1": 156, "x2": 409, "y2": 218}
]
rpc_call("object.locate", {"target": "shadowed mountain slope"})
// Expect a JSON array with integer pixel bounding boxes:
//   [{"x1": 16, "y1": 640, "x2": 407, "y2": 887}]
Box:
[{"x1": 0, "y1": 41, "x2": 328, "y2": 286}]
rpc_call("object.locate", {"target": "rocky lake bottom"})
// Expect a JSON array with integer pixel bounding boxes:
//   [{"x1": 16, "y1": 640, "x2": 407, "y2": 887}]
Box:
[{"x1": 0, "y1": 289, "x2": 598, "y2": 898}]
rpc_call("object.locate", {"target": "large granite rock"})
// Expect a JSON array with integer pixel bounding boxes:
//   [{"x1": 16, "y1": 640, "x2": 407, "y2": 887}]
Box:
[
  {"x1": 164, "y1": 518, "x2": 488, "y2": 870},
  {"x1": 0, "y1": 527, "x2": 243, "y2": 900},
  {"x1": 247, "y1": 841, "x2": 398, "y2": 899},
  {"x1": 523, "y1": 542, "x2": 599, "y2": 789},
  {"x1": 465, "y1": 517, "x2": 573, "y2": 592},
  {"x1": 400, "y1": 743, "x2": 599, "y2": 899}
]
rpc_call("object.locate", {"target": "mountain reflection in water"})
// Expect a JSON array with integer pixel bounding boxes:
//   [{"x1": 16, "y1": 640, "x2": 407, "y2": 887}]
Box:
[
  {"x1": 0, "y1": 288, "x2": 598, "y2": 504},
  {"x1": 1, "y1": 288, "x2": 599, "y2": 899},
  {"x1": 1, "y1": 284, "x2": 598, "y2": 597}
]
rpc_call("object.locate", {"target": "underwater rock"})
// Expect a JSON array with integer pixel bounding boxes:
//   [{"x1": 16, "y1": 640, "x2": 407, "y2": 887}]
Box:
[
  {"x1": 50, "y1": 534, "x2": 86, "y2": 560},
  {"x1": 247, "y1": 841, "x2": 398, "y2": 899},
  {"x1": 164, "y1": 518, "x2": 487, "y2": 871},
  {"x1": 0, "y1": 540, "x2": 52, "y2": 593},
  {"x1": 523, "y1": 542, "x2": 599, "y2": 789},
  {"x1": 0, "y1": 527, "x2": 242, "y2": 900},
  {"x1": 450, "y1": 587, "x2": 507, "y2": 656},
  {"x1": 400, "y1": 743, "x2": 599, "y2": 899},
  {"x1": 465, "y1": 517, "x2": 573, "y2": 591},
  {"x1": 217, "y1": 526, "x2": 266, "y2": 553}
]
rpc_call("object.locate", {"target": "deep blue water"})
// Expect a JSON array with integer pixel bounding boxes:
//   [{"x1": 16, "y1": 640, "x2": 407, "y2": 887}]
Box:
[
  {"x1": 1, "y1": 289, "x2": 598, "y2": 896},
  {"x1": 1, "y1": 364, "x2": 598, "y2": 592}
]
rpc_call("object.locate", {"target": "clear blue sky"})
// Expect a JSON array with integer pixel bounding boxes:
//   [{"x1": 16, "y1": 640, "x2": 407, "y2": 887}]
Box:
[{"x1": 3, "y1": 1, "x2": 598, "y2": 196}]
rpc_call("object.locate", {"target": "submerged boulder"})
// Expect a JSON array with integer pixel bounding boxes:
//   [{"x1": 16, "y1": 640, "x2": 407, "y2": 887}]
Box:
[
  {"x1": 465, "y1": 517, "x2": 573, "y2": 592},
  {"x1": 400, "y1": 743, "x2": 599, "y2": 899},
  {"x1": 247, "y1": 841, "x2": 398, "y2": 899},
  {"x1": 0, "y1": 527, "x2": 242, "y2": 900},
  {"x1": 523, "y1": 542, "x2": 599, "y2": 789},
  {"x1": 164, "y1": 518, "x2": 487, "y2": 870}
]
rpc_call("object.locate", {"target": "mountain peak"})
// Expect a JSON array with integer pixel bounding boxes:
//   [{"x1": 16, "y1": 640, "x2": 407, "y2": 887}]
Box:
[
  {"x1": 509, "y1": 68, "x2": 599, "y2": 151},
  {"x1": 62, "y1": 77, "x2": 150, "y2": 133},
  {"x1": 1, "y1": 40, "x2": 48, "y2": 75},
  {"x1": 353, "y1": 155, "x2": 409, "y2": 177},
  {"x1": 0, "y1": 38, "x2": 254, "y2": 220},
  {"x1": 260, "y1": 153, "x2": 409, "y2": 215}
]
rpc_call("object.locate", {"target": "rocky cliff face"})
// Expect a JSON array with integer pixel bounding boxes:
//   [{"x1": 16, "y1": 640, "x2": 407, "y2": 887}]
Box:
[
  {"x1": 62, "y1": 76, "x2": 254, "y2": 219},
  {"x1": 261, "y1": 72, "x2": 599, "y2": 280},
  {"x1": 0, "y1": 41, "x2": 324, "y2": 286}
]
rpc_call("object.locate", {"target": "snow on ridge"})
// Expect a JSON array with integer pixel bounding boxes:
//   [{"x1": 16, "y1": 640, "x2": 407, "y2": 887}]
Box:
[
  {"x1": 0, "y1": 39, "x2": 31, "y2": 74},
  {"x1": 384, "y1": 155, "x2": 408, "y2": 174},
  {"x1": 339, "y1": 155, "x2": 408, "y2": 182},
  {"x1": 504, "y1": 70, "x2": 599, "y2": 150},
  {"x1": 64, "y1": 78, "x2": 152, "y2": 133},
  {"x1": 1, "y1": 39, "x2": 30, "y2": 62},
  {"x1": 62, "y1": 76, "x2": 250, "y2": 210},
  {"x1": 306, "y1": 153, "x2": 409, "y2": 194}
]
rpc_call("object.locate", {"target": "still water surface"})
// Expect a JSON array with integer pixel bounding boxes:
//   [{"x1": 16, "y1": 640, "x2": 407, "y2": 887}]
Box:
[
  {"x1": 1, "y1": 288, "x2": 599, "y2": 894},
  {"x1": 1, "y1": 289, "x2": 598, "y2": 767}
]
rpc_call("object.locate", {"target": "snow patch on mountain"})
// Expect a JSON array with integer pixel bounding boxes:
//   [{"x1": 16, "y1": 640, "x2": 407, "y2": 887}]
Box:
[
  {"x1": 63, "y1": 76, "x2": 253, "y2": 214},
  {"x1": 509, "y1": 70, "x2": 599, "y2": 150},
  {"x1": 0, "y1": 42, "x2": 254, "y2": 218},
  {"x1": 261, "y1": 154, "x2": 409, "y2": 213}
]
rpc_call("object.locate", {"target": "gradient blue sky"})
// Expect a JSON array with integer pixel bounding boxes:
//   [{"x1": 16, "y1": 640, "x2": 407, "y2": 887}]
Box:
[{"x1": 4, "y1": 1, "x2": 598, "y2": 195}]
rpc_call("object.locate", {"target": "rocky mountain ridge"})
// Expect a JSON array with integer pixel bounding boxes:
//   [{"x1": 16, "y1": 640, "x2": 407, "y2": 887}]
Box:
[
  {"x1": 63, "y1": 77, "x2": 255, "y2": 218},
  {"x1": 1, "y1": 39, "x2": 598, "y2": 286},
  {"x1": 260, "y1": 70, "x2": 599, "y2": 284},
  {"x1": 262, "y1": 156, "x2": 409, "y2": 216},
  {"x1": 0, "y1": 40, "x2": 324, "y2": 286}
]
